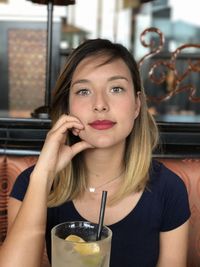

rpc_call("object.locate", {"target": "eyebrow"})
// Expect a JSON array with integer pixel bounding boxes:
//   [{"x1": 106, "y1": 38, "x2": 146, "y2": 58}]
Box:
[
  {"x1": 71, "y1": 76, "x2": 129, "y2": 87},
  {"x1": 71, "y1": 79, "x2": 89, "y2": 87},
  {"x1": 107, "y1": 75, "x2": 129, "y2": 82}
]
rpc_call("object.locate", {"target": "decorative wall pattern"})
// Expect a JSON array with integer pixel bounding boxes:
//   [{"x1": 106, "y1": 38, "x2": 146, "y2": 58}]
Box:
[
  {"x1": 8, "y1": 29, "x2": 46, "y2": 112},
  {"x1": 139, "y1": 27, "x2": 200, "y2": 108}
]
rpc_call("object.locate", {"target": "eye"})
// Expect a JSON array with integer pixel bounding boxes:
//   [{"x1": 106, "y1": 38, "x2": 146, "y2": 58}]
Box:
[
  {"x1": 110, "y1": 87, "x2": 124, "y2": 93},
  {"x1": 76, "y1": 88, "x2": 91, "y2": 96}
]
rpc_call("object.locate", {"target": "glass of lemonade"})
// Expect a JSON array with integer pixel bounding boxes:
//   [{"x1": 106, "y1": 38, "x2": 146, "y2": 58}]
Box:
[{"x1": 51, "y1": 221, "x2": 112, "y2": 267}]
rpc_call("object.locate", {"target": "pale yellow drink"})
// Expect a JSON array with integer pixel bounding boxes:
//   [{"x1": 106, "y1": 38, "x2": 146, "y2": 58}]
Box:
[{"x1": 51, "y1": 221, "x2": 112, "y2": 267}]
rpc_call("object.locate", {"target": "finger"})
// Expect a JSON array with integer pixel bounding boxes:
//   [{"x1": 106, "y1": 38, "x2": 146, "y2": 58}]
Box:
[
  {"x1": 47, "y1": 121, "x2": 84, "y2": 144},
  {"x1": 53, "y1": 114, "x2": 83, "y2": 131},
  {"x1": 53, "y1": 116, "x2": 82, "y2": 132},
  {"x1": 58, "y1": 121, "x2": 84, "y2": 134},
  {"x1": 71, "y1": 141, "x2": 94, "y2": 156},
  {"x1": 72, "y1": 128, "x2": 81, "y2": 136},
  {"x1": 56, "y1": 142, "x2": 94, "y2": 172}
]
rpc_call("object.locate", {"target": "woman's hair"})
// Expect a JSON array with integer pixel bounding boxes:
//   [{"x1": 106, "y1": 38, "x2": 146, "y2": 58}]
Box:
[{"x1": 48, "y1": 38, "x2": 159, "y2": 207}]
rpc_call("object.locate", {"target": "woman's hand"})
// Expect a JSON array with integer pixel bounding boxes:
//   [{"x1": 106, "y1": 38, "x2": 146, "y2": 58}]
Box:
[
  {"x1": 2, "y1": 115, "x2": 90, "y2": 267},
  {"x1": 32, "y1": 114, "x2": 93, "y2": 185}
]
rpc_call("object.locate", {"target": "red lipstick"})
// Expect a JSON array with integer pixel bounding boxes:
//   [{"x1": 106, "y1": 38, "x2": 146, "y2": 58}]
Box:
[{"x1": 88, "y1": 120, "x2": 116, "y2": 130}]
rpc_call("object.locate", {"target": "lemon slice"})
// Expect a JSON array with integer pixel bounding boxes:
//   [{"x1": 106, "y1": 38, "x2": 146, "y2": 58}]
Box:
[
  {"x1": 65, "y1": 234, "x2": 85, "y2": 243},
  {"x1": 65, "y1": 234, "x2": 100, "y2": 256},
  {"x1": 74, "y1": 242, "x2": 100, "y2": 255}
]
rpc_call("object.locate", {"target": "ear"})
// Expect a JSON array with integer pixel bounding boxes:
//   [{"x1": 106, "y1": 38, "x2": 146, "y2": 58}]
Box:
[{"x1": 133, "y1": 91, "x2": 141, "y2": 119}]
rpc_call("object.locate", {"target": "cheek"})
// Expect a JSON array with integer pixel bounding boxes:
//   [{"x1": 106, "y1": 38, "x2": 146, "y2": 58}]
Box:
[
  {"x1": 68, "y1": 98, "x2": 76, "y2": 114},
  {"x1": 78, "y1": 126, "x2": 97, "y2": 146},
  {"x1": 78, "y1": 130, "x2": 88, "y2": 142},
  {"x1": 69, "y1": 102, "x2": 88, "y2": 130},
  {"x1": 69, "y1": 100, "x2": 82, "y2": 117},
  {"x1": 123, "y1": 118, "x2": 135, "y2": 136},
  {"x1": 120, "y1": 106, "x2": 137, "y2": 132},
  {"x1": 121, "y1": 101, "x2": 136, "y2": 119}
]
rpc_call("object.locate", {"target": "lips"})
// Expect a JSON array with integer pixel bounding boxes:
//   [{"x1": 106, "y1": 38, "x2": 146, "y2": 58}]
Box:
[{"x1": 88, "y1": 120, "x2": 116, "y2": 130}]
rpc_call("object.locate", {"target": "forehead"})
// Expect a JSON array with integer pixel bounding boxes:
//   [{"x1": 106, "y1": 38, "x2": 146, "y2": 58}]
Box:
[{"x1": 72, "y1": 55, "x2": 132, "y2": 80}]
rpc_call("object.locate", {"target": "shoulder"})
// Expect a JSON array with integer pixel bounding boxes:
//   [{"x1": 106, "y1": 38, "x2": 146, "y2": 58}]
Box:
[
  {"x1": 150, "y1": 160, "x2": 191, "y2": 231},
  {"x1": 149, "y1": 159, "x2": 187, "y2": 192},
  {"x1": 10, "y1": 165, "x2": 35, "y2": 201},
  {"x1": 15, "y1": 164, "x2": 35, "y2": 185}
]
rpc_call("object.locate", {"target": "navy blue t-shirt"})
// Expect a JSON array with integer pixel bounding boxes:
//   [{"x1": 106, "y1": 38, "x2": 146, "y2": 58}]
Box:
[{"x1": 10, "y1": 160, "x2": 190, "y2": 267}]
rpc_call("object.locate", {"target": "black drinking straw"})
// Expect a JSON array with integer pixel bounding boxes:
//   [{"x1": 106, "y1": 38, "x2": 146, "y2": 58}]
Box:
[{"x1": 96, "y1": 190, "x2": 107, "y2": 241}]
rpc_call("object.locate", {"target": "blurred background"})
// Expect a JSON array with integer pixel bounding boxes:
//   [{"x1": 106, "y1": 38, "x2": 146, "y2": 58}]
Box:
[{"x1": 0, "y1": 0, "x2": 200, "y2": 122}]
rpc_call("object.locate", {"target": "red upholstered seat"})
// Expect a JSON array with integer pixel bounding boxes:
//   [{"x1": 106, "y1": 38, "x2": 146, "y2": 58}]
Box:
[
  {"x1": 160, "y1": 159, "x2": 200, "y2": 267},
  {"x1": 0, "y1": 156, "x2": 7, "y2": 245}
]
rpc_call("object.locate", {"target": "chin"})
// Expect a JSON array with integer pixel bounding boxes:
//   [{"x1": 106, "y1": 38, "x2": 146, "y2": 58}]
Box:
[
  {"x1": 93, "y1": 143, "x2": 114, "y2": 149},
  {"x1": 83, "y1": 136, "x2": 122, "y2": 149}
]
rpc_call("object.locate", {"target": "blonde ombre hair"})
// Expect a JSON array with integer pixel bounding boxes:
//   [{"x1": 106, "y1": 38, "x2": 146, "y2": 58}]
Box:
[{"x1": 48, "y1": 39, "x2": 158, "y2": 207}]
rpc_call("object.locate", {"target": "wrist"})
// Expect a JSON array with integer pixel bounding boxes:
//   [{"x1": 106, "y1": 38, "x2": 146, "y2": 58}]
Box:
[{"x1": 30, "y1": 169, "x2": 54, "y2": 195}]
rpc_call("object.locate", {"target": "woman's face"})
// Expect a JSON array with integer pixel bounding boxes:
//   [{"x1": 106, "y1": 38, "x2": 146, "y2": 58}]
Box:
[{"x1": 69, "y1": 55, "x2": 141, "y2": 148}]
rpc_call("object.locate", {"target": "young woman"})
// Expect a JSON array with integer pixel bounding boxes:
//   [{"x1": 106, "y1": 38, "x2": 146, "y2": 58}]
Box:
[{"x1": 0, "y1": 39, "x2": 190, "y2": 267}]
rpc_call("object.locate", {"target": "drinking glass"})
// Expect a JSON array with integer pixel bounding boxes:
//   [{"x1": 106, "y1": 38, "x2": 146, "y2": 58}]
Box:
[{"x1": 51, "y1": 221, "x2": 112, "y2": 267}]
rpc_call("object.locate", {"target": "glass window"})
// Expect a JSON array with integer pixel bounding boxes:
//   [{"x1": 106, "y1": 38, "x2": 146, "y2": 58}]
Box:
[{"x1": 0, "y1": 0, "x2": 200, "y2": 122}]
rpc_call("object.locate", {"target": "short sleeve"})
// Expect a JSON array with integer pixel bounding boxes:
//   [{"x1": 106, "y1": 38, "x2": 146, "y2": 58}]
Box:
[
  {"x1": 10, "y1": 165, "x2": 35, "y2": 201},
  {"x1": 160, "y1": 166, "x2": 191, "y2": 231}
]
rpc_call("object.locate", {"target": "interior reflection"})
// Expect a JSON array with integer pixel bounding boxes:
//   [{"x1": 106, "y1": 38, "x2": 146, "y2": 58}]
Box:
[{"x1": 0, "y1": 0, "x2": 200, "y2": 122}]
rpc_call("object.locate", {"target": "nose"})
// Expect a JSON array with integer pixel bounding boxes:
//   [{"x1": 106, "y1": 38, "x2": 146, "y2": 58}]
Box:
[{"x1": 93, "y1": 92, "x2": 109, "y2": 112}]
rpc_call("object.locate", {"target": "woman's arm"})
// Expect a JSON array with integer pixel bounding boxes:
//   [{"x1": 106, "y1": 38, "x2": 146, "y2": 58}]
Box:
[
  {"x1": 157, "y1": 220, "x2": 189, "y2": 267},
  {"x1": 7, "y1": 198, "x2": 22, "y2": 232},
  {"x1": 0, "y1": 115, "x2": 93, "y2": 267},
  {"x1": 0, "y1": 172, "x2": 49, "y2": 267}
]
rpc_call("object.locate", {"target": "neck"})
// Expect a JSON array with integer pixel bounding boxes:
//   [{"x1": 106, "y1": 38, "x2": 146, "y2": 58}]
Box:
[
  {"x1": 83, "y1": 145, "x2": 125, "y2": 189},
  {"x1": 87, "y1": 169, "x2": 125, "y2": 193}
]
